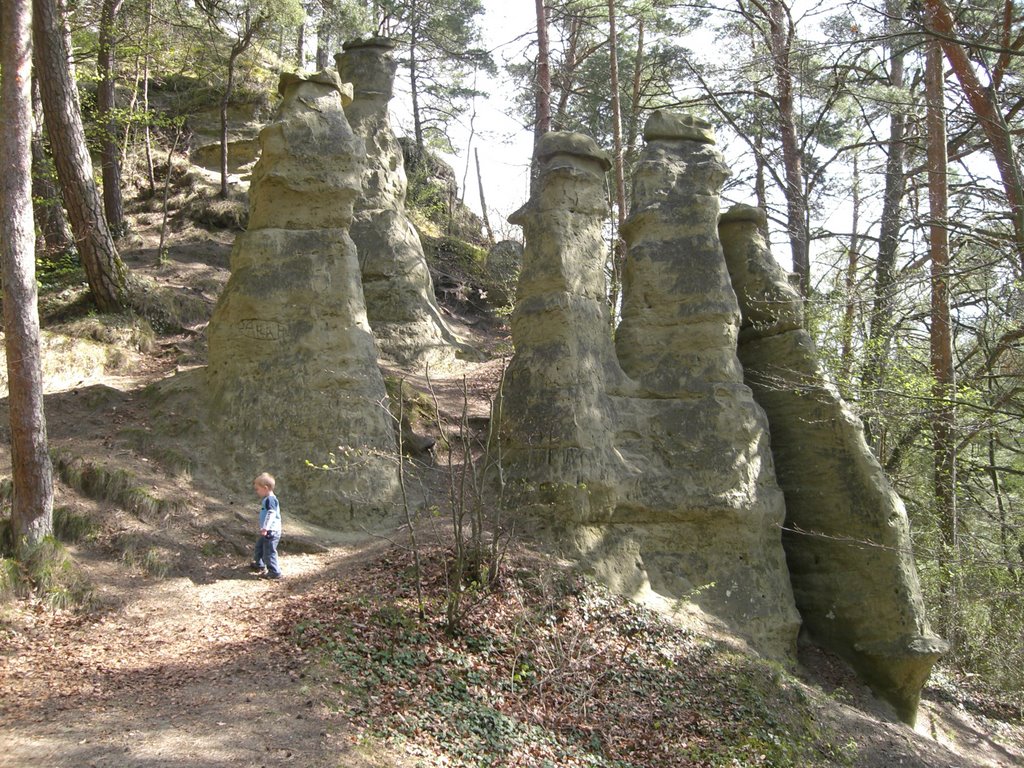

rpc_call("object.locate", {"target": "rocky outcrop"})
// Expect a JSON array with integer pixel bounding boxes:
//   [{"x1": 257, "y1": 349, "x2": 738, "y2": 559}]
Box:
[
  {"x1": 206, "y1": 70, "x2": 399, "y2": 526},
  {"x1": 337, "y1": 38, "x2": 469, "y2": 369},
  {"x1": 719, "y1": 203, "x2": 946, "y2": 724},
  {"x1": 496, "y1": 122, "x2": 800, "y2": 660}
]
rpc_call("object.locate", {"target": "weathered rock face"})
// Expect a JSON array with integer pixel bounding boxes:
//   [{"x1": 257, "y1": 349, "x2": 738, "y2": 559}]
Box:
[
  {"x1": 719, "y1": 203, "x2": 946, "y2": 724},
  {"x1": 206, "y1": 70, "x2": 400, "y2": 526},
  {"x1": 337, "y1": 38, "x2": 468, "y2": 369},
  {"x1": 497, "y1": 122, "x2": 800, "y2": 660}
]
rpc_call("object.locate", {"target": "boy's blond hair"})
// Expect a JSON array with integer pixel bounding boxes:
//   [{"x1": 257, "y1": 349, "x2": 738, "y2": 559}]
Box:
[{"x1": 254, "y1": 472, "x2": 276, "y2": 491}]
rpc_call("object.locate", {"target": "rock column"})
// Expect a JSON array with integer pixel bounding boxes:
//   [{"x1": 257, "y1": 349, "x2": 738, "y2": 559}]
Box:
[
  {"x1": 601, "y1": 112, "x2": 799, "y2": 658},
  {"x1": 337, "y1": 38, "x2": 469, "y2": 369},
  {"x1": 496, "y1": 132, "x2": 624, "y2": 521},
  {"x1": 720, "y1": 203, "x2": 945, "y2": 723},
  {"x1": 206, "y1": 71, "x2": 400, "y2": 526}
]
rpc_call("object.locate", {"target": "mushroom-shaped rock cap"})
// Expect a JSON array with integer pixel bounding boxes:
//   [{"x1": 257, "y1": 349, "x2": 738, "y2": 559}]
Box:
[
  {"x1": 720, "y1": 203, "x2": 767, "y2": 228},
  {"x1": 643, "y1": 111, "x2": 716, "y2": 144},
  {"x1": 342, "y1": 35, "x2": 398, "y2": 52},
  {"x1": 278, "y1": 69, "x2": 353, "y2": 104},
  {"x1": 536, "y1": 131, "x2": 612, "y2": 172}
]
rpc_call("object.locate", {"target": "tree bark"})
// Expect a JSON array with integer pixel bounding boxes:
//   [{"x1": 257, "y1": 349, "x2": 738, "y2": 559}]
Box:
[
  {"x1": 1, "y1": 0, "x2": 55, "y2": 549},
  {"x1": 33, "y1": 0, "x2": 129, "y2": 312},
  {"x1": 97, "y1": 0, "x2": 126, "y2": 237},
  {"x1": 296, "y1": 21, "x2": 304, "y2": 68},
  {"x1": 920, "y1": 0, "x2": 1024, "y2": 271}
]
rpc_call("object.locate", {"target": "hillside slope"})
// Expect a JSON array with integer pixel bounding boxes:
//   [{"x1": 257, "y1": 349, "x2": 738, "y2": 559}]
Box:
[{"x1": 0, "y1": 206, "x2": 1021, "y2": 768}]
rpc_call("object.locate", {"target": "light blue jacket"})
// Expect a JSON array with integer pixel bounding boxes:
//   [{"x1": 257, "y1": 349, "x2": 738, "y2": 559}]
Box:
[{"x1": 259, "y1": 493, "x2": 282, "y2": 534}]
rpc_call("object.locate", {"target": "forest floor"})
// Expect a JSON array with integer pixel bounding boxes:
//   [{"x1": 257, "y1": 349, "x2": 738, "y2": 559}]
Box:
[{"x1": 0, "y1": 215, "x2": 1022, "y2": 768}]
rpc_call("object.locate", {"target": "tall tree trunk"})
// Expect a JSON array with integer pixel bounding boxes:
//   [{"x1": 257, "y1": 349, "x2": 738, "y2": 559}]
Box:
[
  {"x1": 1, "y1": 0, "x2": 55, "y2": 550},
  {"x1": 142, "y1": 0, "x2": 155, "y2": 195},
  {"x1": 30, "y1": 76, "x2": 72, "y2": 256},
  {"x1": 552, "y1": 15, "x2": 578, "y2": 130},
  {"x1": 475, "y1": 147, "x2": 494, "y2": 245},
  {"x1": 607, "y1": 0, "x2": 627, "y2": 325},
  {"x1": 34, "y1": 0, "x2": 129, "y2": 312},
  {"x1": 921, "y1": 0, "x2": 1024, "y2": 271},
  {"x1": 863, "y1": 8, "x2": 906, "y2": 451},
  {"x1": 839, "y1": 149, "x2": 862, "y2": 388},
  {"x1": 407, "y1": 3, "x2": 423, "y2": 149},
  {"x1": 624, "y1": 15, "x2": 644, "y2": 165},
  {"x1": 220, "y1": 46, "x2": 240, "y2": 199},
  {"x1": 767, "y1": 0, "x2": 809, "y2": 294},
  {"x1": 532, "y1": 0, "x2": 551, "y2": 190},
  {"x1": 926, "y1": 38, "x2": 957, "y2": 554},
  {"x1": 296, "y1": 21, "x2": 304, "y2": 68},
  {"x1": 315, "y1": 23, "x2": 329, "y2": 70},
  {"x1": 97, "y1": 0, "x2": 126, "y2": 237}
]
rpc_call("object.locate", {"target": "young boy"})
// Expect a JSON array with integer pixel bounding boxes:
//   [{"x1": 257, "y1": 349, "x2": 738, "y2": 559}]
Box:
[{"x1": 250, "y1": 472, "x2": 283, "y2": 580}]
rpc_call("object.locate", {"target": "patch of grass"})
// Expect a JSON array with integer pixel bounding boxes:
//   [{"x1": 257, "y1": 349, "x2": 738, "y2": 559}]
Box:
[
  {"x1": 60, "y1": 312, "x2": 157, "y2": 354},
  {"x1": 53, "y1": 506, "x2": 96, "y2": 543},
  {"x1": 0, "y1": 536, "x2": 93, "y2": 609},
  {"x1": 54, "y1": 452, "x2": 188, "y2": 523},
  {"x1": 116, "y1": 534, "x2": 174, "y2": 578}
]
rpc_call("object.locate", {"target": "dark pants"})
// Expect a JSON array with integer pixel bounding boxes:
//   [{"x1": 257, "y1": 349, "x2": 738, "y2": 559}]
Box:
[{"x1": 253, "y1": 531, "x2": 281, "y2": 576}]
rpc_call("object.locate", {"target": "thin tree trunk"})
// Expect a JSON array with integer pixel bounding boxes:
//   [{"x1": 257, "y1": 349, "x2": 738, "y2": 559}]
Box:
[
  {"x1": 532, "y1": 0, "x2": 551, "y2": 190},
  {"x1": 767, "y1": 0, "x2": 809, "y2": 294},
  {"x1": 839, "y1": 149, "x2": 861, "y2": 388},
  {"x1": 296, "y1": 21, "x2": 304, "y2": 68},
  {"x1": 625, "y1": 15, "x2": 644, "y2": 165},
  {"x1": 552, "y1": 15, "x2": 579, "y2": 130},
  {"x1": 220, "y1": 47, "x2": 240, "y2": 199},
  {"x1": 31, "y1": 75, "x2": 71, "y2": 255},
  {"x1": 926, "y1": 38, "x2": 957, "y2": 554},
  {"x1": 34, "y1": 0, "x2": 128, "y2": 311},
  {"x1": 1, "y1": 0, "x2": 55, "y2": 550},
  {"x1": 409, "y1": 0, "x2": 424, "y2": 149},
  {"x1": 921, "y1": 0, "x2": 1024, "y2": 271},
  {"x1": 863, "y1": 9, "x2": 906, "y2": 450},
  {"x1": 475, "y1": 148, "x2": 494, "y2": 245},
  {"x1": 607, "y1": 0, "x2": 627, "y2": 325},
  {"x1": 142, "y1": 0, "x2": 155, "y2": 194},
  {"x1": 97, "y1": 0, "x2": 126, "y2": 237},
  {"x1": 316, "y1": 25, "x2": 329, "y2": 70}
]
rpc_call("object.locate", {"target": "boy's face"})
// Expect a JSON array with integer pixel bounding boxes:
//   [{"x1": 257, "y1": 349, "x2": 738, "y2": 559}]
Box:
[{"x1": 254, "y1": 482, "x2": 271, "y2": 498}]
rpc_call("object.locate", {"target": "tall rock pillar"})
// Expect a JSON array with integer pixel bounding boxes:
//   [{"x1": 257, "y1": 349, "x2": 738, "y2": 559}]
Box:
[
  {"x1": 720, "y1": 203, "x2": 945, "y2": 723},
  {"x1": 495, "y1": 132, "x2": 625, "y2": 521},
  {"x1": 601, "y1": 112, "x2": 799, "y2": 658},
  {"x1": 206, "y1": 71, "x2": 400, "y2": 526},
  {"x1": 337, "y1": 38, "x2": 469, "y2": 369}
]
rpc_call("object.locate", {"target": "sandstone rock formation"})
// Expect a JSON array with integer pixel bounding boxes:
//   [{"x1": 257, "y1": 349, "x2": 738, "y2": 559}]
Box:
[
  {"x1": 719, "y1": 204, "x2": 946, "y2": 723},
  {"x1": 496, "y1": 124, "x2": 800, "y2": 659},
  {"x1": 206, "y1": 70, "x2": 400, "y2": 526},
  {"x1": 337, "y1": 38, "x2": 469, "y2": 369}
]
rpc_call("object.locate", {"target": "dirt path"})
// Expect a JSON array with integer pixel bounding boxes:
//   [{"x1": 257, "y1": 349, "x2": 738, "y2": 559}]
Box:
[{"x1": 0, "y1": 546, "x2": 385, "y2": 768}]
